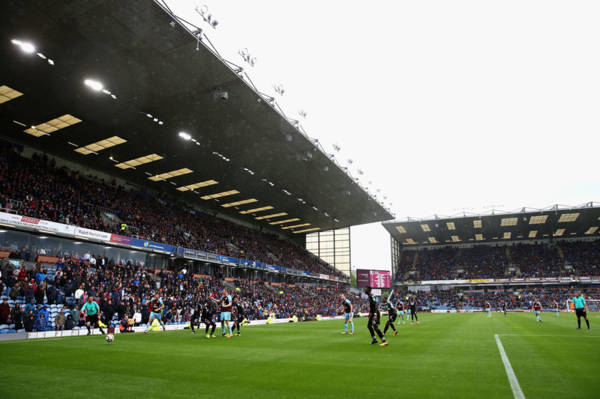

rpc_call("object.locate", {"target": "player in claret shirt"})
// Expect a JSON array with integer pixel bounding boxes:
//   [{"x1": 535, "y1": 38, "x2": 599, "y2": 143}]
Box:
[
  {"x1": 366, "y1": 287, "x2": 387, "y2": 347},
  {"x1": 502, "y1": 301, "x2": 508, "y2": 318},
  {"x1": 485, "y1": 301, "x2": 492, "y2": 318},
  {"x1": 220, "y1": 289, "x2": 233, "y2": 338},
  {"x1": 144, "y1": 292, "x2": 166, "y2": 333},
  {"x1": 533, "y1": 299, "x2": 542, "y2": 322},
  {"x1": 397, "y1": 301, "x2": 406, "y2": 324},
  {"x1": 340, "y1": 294, "x2": 354, "y2": 335},
  {"x1": 553, "y1": 300, "x2": 560, "y2": 317},
  {"x1": 382, "y1": 296, "x2": 398, "y2": 337}
]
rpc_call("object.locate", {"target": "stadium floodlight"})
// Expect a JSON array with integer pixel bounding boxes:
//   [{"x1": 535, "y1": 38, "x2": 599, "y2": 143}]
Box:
[
  {"x1": 196, "y1": 5, "x2": 218, "y2": 28},
  {"x1": 84, "y1": 79, "x2": 104, "y2": 92},
  {"x1": 238, "y1": 48, "x2": 257, "y2": 67},
  {"x1": 11, "y1": 39, "x2": 36, "y2": 54},
  {"x1": 178, "y1": 132, "x2": 191, "y2": 140},
  {"x1": 274, "y1": 83, "x2": 285, "y2": 96}
]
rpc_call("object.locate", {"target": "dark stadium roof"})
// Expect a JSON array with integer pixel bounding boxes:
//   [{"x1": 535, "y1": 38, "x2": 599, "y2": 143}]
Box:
[
  {"x1": 0, "y1": 0, "x2": 393, "y2": 237},
  {"x1": 383, "y1": 203, "x2": 600, "y2": 247}
]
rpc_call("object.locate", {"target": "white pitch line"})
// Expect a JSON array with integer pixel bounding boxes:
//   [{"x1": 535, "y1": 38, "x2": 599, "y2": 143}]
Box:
[
  {"x1": 499, "y1": 334, "x2": 599, "y2": 338},
  {"x1": 495, "y1": 334, "x2": 526, "y2": 399}
]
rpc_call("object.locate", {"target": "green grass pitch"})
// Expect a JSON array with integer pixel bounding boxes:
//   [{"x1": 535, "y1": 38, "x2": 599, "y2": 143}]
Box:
[{"x1": 1, "y1": 312, "x2": 599, "y2": 398}]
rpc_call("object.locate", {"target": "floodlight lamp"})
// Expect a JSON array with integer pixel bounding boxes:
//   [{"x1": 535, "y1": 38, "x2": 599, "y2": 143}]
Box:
[
  {"x1": 11, "y1": 39, "x2": 36, "y2": 54},
  {"x1": 84, "y1": 79, "x2": 104, "y2": 92},
  {"x1": 178, "y1": 132, "x2": 192, "y2": 140}
]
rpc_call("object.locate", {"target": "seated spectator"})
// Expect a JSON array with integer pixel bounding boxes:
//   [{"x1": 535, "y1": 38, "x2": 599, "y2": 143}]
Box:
[{"x1": 119, "y1": 316, "x2": 133, "y2": 333}]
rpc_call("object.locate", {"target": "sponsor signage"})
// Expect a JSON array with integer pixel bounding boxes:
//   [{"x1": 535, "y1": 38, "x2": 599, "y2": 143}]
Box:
[
  {"x1": 74, "y1": 227, "x2": 111, "y2": 241},
  {"x1": 0, "y1": 212, "x2": 73, "y2": 235}
]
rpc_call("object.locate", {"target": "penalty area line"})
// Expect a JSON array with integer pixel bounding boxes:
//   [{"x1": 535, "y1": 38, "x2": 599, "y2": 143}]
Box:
[{"x1": 494, "y1": 334, "x2": 526, "y2": 399}]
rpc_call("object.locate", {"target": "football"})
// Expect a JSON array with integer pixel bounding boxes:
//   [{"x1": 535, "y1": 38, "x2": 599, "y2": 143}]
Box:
[{"x1": 106, "y1": 334, "x2": 114, "y2": 343}]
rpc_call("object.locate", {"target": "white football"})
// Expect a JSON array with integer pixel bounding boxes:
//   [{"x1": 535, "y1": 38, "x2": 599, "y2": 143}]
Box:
[{"x1": 106, "y1": 334, "x2": 114, "y2": 342}]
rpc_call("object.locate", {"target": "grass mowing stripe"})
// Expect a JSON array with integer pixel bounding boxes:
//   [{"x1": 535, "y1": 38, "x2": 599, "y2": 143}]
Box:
[{"x1": 495, "y1": 334, "x2": 526, "y2": 399}]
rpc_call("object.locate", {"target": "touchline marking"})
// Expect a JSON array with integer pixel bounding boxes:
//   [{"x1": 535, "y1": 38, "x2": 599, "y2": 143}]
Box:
[
  {"x1": 494, "y1": 334, "x2": 526, "y2": 399},
  {"x1": 498, "y1": 334, "x2": 599, "y2": 338}
]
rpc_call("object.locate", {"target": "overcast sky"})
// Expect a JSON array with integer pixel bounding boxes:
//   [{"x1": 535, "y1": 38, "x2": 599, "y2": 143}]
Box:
[{"x1": 167, "y1": 0, "x2": 600, "y2": 271}]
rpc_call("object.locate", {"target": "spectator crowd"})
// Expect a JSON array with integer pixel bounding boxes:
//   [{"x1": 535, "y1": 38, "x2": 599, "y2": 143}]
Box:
[
  {"x1": 0, "y1": 143, "x2": 342, "y2": 278},
  {"x1": 397, "y1": 240, "x2": 600, "y2": 281},
  {"x1": 0, "y1": 255, "x2": 356, "y2": 333}
]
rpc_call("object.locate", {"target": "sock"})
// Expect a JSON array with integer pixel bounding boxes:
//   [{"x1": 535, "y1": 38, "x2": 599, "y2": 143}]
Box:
[
  {"x1": 384, "y1": 324, "x2": 389, "y2": 333},
  {"x1": 350, "y1": 321, "x2": 354, "y2": 333},
  {"x1": 205, "y1": 324, "x2": 209, "y2": 334},
  {"x1": 228, "y1": 324, "x2": 232, "y2": 335},
  {"x1": 344, "y1": 323, "x2": 348, "y2": 332},
  {"x1": 391, "y1": 324, "x2": 396, "y2": 332},
  {"x1": 578, "y1": 318, "x2": 581, "y2": 328},
  {"x1": 222, "y1": 324, "x2": 225, "y2": 335},
  {"x1": 86, "y1": 324, "x2": 91, "y2": 333},
  {"x1": 211, "y1": 325, "x2": 216, "y2": 335},
  {"x1": 586, "y1": 319, "x2": 590, "y2": 329}
]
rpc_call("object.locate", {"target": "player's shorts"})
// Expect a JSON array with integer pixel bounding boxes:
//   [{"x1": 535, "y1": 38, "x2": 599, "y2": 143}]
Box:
[
  {"x1": 150, "y1": 312, "x2": 162, "y2": 320},
  {"x1": 575, "y1": 308, "x2": 586, "y2": 317},
  {"x1": 485, "y1": 308, "x2": 491, "y2": 312},
  {"x1": 202, "y1": 315, "x2": 214, "y2": 324},
  {"x1": 344, "y1": 312, "x2": 353, "y2": 320},
  {"x1": 399, "y1": 310, "x2": 404, "y2": 315},
  {"x1": 388, "y1": 313, "x2": 397, "y2": 323},
  {"x1": 221, "y1": 312, "x2": 231, "y2": 321},
  {"x1": 535, "y1": 310, "x2": 540, "y2": 316},
  {"x1": 86, "y1": 314, "x2": 99, "y2": 324},
  {"x1": 368, "y1": 313, "x2": 380, "y2": 326}
]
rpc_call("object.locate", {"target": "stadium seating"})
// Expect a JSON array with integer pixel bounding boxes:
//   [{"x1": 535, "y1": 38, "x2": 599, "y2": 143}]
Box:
[
  {"x1": 396, "y1": 240, "x2": 600, "y2": 281},
  {"x1": 0, "y1": 143, "x2": 342, "y2": 277}
]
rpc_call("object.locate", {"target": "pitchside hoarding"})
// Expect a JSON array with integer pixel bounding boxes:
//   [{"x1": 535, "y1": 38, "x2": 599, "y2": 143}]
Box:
[{"x1": 356, "y1": 269, "x2": 391, "y2": 288}]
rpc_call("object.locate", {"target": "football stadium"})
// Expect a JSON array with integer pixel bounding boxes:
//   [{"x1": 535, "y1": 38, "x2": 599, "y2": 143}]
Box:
[{"x1": 1, "y1": 1, "x2": 599, "y2": 398}]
